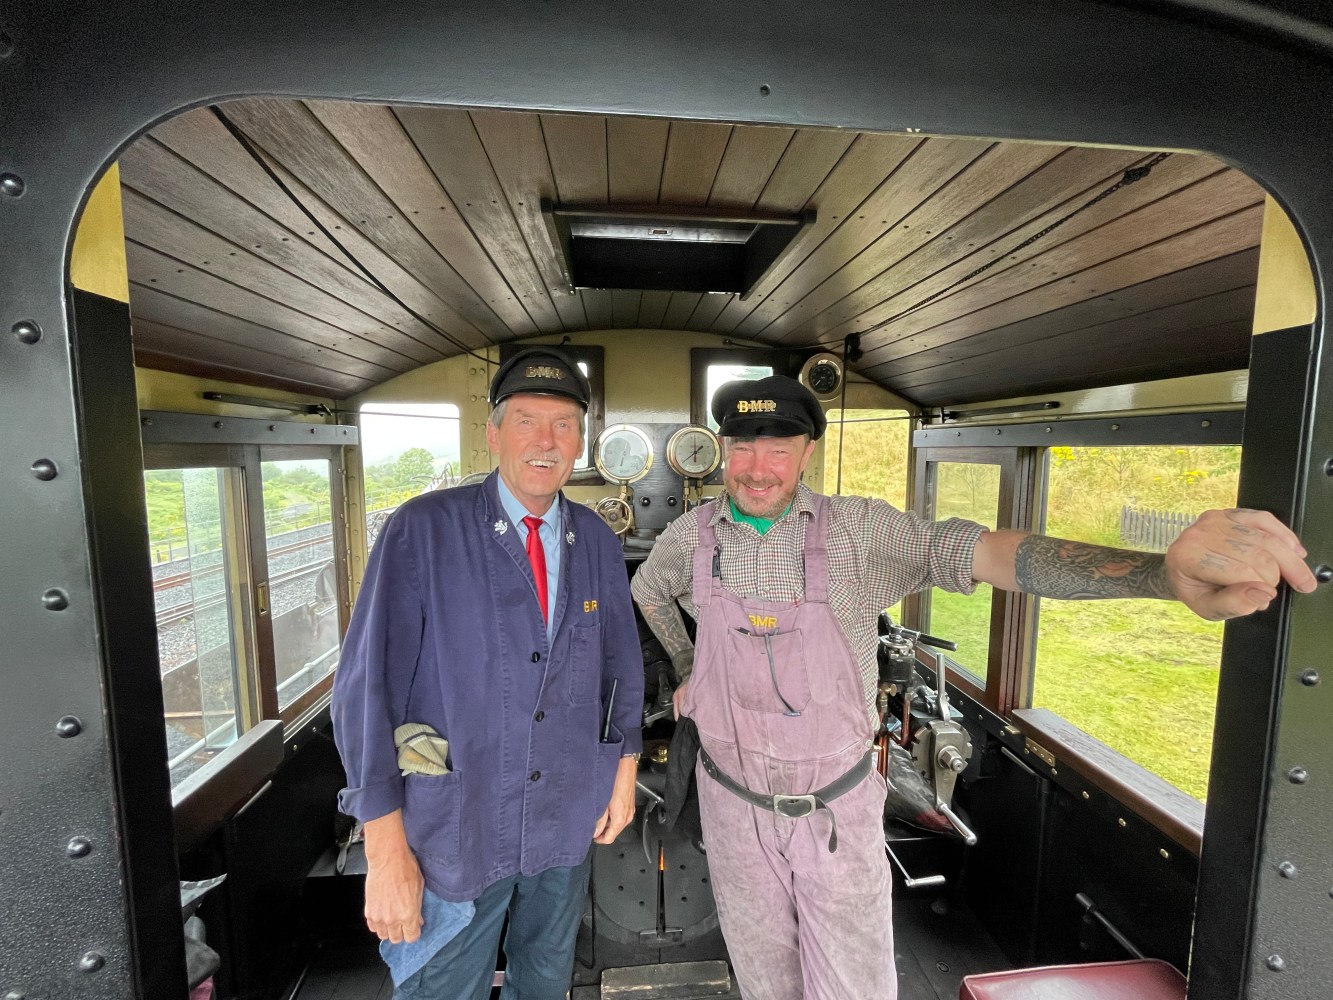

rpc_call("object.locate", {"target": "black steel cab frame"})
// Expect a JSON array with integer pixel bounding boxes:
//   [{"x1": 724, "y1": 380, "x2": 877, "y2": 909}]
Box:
[{"x1": 2, "y1": 3, "x2": 1330, "y2": 999}]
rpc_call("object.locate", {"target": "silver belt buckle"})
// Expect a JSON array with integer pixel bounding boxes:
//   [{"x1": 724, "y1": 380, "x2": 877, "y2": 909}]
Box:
[{"x1": 772, "y1": 794, "x2": 818, "y2": 819}]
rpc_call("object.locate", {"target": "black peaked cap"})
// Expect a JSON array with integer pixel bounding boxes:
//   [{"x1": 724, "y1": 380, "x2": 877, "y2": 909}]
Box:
[
  {"x1": 489, "y1": 347, "x2": 590, "y2": 408},
  {"x1": 711, "y1": 375, "x2": 827, "y2": 441}
]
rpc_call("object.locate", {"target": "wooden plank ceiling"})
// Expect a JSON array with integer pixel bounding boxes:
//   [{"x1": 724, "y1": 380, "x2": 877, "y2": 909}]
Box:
[{"x1": 118, "y1": 99, "x2": 1265, "y2": 405}]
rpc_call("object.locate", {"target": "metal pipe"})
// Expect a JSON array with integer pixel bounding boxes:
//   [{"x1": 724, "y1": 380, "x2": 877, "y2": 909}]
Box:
[{"x1": 1076, "y1": 892, "x2": 1145, "y2": 959}]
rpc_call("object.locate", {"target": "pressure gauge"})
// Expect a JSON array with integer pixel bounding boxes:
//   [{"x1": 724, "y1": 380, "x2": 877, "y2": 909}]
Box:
[
  {"x1": 665, "y1": 425, "x2": 722, "y2": 479},
  {"x1": 593, "y1": 424, "x2": 654, "y2": 483},
  {"x1": 800, "y1": 351, "x2": 844, "y2": 401}
]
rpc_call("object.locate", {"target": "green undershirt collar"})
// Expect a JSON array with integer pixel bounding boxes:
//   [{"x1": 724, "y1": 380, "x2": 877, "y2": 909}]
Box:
[{"x1": 728, "y1": 498, "x2": 791, "y2": 536}]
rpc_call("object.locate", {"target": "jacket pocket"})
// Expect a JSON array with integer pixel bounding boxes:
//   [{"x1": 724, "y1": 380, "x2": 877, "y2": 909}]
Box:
[
  {"x1": 724, "y1": 627, "x2": 812, "y2": 716},
  {"x1": 566, "y1": 620, "x2": 602, "y2": 705},
  {"x1": 401, "y1": 770, "x2": 462, "y2": 863}
]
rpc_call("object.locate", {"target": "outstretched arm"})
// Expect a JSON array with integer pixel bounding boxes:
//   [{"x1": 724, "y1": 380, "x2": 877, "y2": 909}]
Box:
[{"x1": 973, "y1": 508, "x2": 1316, "y2": 621}]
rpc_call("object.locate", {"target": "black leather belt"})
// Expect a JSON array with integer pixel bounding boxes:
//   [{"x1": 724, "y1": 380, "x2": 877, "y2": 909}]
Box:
[{"x1": 698, "y1": 747, "x2": 875, "y2": 852}]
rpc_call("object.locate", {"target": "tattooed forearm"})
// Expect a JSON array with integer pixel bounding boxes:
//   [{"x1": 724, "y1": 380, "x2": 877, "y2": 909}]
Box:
[
  {"x1": 1013, "y1": 535, "x2": 1176, "y2": 600},
  {"x1": 638, "y1": 601, "x2": 696, "y2": 682}
]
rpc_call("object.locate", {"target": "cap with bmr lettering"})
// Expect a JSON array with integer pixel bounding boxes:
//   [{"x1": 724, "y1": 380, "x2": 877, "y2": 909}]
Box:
[
  {"x1": 488, "y1": 348, "x2": 590, "y2": 409},
  {"x1": 712, "y1": 375, "x2": 827, "y2": 440}
]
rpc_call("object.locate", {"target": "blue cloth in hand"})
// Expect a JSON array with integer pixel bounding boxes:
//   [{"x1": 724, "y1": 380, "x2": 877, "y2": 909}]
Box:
[{"x1": 379, "y1": 889, "x2": 475, "y2": 986}]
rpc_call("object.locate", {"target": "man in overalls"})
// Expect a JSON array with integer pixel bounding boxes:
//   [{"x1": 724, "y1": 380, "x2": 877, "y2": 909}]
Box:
[{"x1": 631, "y1": 375, "x2": 1315, "y2": 999}]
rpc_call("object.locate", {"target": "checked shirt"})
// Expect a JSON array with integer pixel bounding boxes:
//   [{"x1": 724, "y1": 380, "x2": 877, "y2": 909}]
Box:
[{"x1": 631, "y1": 483, "x2": 986, "y2": 730}]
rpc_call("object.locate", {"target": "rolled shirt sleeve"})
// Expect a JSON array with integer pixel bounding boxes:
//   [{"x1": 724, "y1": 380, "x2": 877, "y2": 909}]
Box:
[
  {"x1": 848, "y1": 496, "x2": 987, "y2": 609},
  {"x1": 331, "y1": 510, "x2": 426, "y2": 823}
]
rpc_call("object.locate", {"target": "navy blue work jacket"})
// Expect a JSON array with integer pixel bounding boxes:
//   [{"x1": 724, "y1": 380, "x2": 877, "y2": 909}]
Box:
[{"x1": 332, "y1": 472, "x2": 644, "y2": 902}]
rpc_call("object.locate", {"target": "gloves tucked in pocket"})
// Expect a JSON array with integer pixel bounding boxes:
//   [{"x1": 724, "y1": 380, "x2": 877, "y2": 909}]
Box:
[{"x1": 394, "y1": 723, "x2": 450, "y2": 776}]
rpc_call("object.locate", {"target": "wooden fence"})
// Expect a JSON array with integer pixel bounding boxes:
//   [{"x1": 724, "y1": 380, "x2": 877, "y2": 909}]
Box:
[{"x1": 1120, "y1": 506, "x2": 1195, "y2": 551}]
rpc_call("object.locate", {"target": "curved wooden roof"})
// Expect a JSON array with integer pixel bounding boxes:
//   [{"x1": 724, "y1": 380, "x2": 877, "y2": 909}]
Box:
[{"x1": 119, "y1": 100, "x2": 1263, "y2": 404}]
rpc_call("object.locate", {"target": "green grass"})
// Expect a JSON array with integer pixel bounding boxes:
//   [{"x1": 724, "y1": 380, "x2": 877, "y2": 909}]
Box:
[
  {"x1": 825, "y1": 429, "x2": 1236, "y2": 802},
  {"x1": 1031, "y1": 598, "x2": 1221, "y2": 799},
  {"x1": 928, "y1": 585, "x2": 995, "y2": 680},
  {"x1": 929, "y1": 588, "x2": 1220, "y2": 800}
]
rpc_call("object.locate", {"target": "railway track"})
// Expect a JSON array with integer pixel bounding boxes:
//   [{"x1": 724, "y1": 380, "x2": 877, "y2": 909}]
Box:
[{"x1": 155, "y1": 557, "x2": 332, "y2": 627}]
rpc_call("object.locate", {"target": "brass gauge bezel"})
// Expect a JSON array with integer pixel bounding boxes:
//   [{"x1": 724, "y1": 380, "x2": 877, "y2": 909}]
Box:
[
  {"x1": 593, "y1": 423, "x2": 655, "y2": 484},
  {"x1": 665, "y1": 424, "x2": 722, "y2": 479}
]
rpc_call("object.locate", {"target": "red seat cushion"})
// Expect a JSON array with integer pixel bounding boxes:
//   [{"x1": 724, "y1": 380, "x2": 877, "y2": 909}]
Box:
[{"x1": 959, "y1": 958, "x2": 1187, "y2": 1000}]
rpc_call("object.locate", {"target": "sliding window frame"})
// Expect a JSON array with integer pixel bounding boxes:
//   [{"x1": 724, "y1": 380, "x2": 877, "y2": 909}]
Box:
[
  {"x1": 909, "y1": 444, "x2": 1040, "y2": 711},
  {"x1": 141, "y1": 442, "x2": 264, "y2": 739},
  {"x1": 256, "y1": 443, "x2": 351, "y2": 727}
]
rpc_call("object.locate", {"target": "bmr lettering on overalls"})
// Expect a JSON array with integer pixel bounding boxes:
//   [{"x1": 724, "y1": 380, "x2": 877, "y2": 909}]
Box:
[{"x1": 682, "y1": 494, "x2": 894, "y2": 1000}]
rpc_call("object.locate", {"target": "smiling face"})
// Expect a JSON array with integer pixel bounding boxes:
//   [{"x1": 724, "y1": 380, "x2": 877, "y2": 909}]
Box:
[
  {"x1": 486, "y1": 393, "x2": 585, "y2": 515},
  {"x1": 723, "y1": 434, "x2": 816, "y2": 520}
]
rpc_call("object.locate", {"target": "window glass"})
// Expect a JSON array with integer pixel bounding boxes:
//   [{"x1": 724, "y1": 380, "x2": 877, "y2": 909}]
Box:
[
  {"x1": 359, "y1": 402, "x2": 461, "y2": 549},
  {"x1": 705, "y1": 363, "x2": 773, "y2": 432},
  {"x1": 1032, "y1": 445, "x2": 1241, "y2": 800},
  {"x1": 927, "y1": 461, "x2": 1001, "y2": 681},
  {"x1": 825, "y1": 408, "x2": 912, "y2": 621},
  {"x1": 575, "y1": 360, "x2": 591, "y2": 469},
  {"x1": 145, "y1": 467, "x2": 245, "y2": 785},
  {"x1": 261, "y1": 459, "x2": 341, "y2": 710}
]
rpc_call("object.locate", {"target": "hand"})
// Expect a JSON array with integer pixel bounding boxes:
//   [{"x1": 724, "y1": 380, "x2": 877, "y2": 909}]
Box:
[
  {"x1": 593, "y1": 756, "x2": 638, "y2": 844},
  {"x1": 672, "y1": 680, "x2": 689, "y2": 721},
  {"x1": 1165, "y1": 508, "x2": 1317, "y2": 620},
  {"x1": 363, "y1": 811, "x2": 425, "y2": 943}
]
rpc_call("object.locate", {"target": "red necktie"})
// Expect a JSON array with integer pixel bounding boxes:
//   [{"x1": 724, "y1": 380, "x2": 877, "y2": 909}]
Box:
[{"x1": 523, "y1": 515, "x2": 549, "y2": 622}]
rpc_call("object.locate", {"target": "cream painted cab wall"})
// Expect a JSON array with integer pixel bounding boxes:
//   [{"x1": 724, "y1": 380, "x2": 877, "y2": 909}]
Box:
[
  {"x1": 1252, "y1": 195, "x2": 1317, "y2": 335},
  {"x1": 348, "y1": 330, "x2": 913, "y2": 503}
]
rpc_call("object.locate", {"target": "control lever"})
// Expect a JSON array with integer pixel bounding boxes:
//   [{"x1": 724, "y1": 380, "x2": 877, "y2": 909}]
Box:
[
  {"x1": 881, "y1": 617, "x2": 978, "y2": 844},
  {"x1": 937, "y1": 802, "x2": 978, "y2": 846},
  {"x1": 636, "y1": 780, "x2": 665, "y2": 810},
  {"x1": 878, "y1": 618, "x2": 960, "y2": 743},
  {"x1": 884, "y1": 841, "x2": 946, "y2": 889}
]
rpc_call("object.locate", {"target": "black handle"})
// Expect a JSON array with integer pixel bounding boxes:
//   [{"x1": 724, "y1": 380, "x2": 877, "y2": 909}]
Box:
[{"x1": 916, "y1": 632, "x2": 958, "y2": 652}]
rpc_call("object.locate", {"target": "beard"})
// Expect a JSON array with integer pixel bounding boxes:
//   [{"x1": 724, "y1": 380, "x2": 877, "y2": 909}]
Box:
[{"x1": 729, "y1": 477, "x2": 798, "y2": 520}]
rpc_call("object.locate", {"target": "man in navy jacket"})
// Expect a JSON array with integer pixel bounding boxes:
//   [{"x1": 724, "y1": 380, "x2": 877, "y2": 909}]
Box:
[{"x1": 333, "y1": 348, "x2": 644, "y2": 999}]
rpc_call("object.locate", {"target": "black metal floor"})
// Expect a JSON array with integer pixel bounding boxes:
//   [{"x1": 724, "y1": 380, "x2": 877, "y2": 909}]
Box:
[{"x1": 293, "y1": 889, "x2": 1008, "y2": 1000}]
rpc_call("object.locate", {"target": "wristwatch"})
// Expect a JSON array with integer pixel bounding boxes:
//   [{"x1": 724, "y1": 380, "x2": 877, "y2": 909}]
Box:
[{"x1": 621, "y1": 752, "x2": 641, "y2": 762}]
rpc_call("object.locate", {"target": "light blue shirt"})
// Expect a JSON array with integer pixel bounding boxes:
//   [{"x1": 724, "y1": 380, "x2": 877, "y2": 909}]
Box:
[{"x1": 496, "y1": 475, "x2": 563, "y2": 639}]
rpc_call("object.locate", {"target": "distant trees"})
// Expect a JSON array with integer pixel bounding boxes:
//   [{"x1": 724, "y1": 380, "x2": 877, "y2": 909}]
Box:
[
  {"x1": 823, "y1": 410, "x2": 912, "y2": 509},
  {"x1": 393, "y1": 447, "x2": 435, "y2": 483},
  {"x1": 363, "y1": 449, "x2": 456, "y2": 512}
]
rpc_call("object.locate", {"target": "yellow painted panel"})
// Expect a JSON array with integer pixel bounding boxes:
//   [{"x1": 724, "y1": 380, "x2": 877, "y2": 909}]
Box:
[
  {"x1": 1253, "y1": 195, "x2": 1317, "y2": 335},
  {"x1": 71, "y1": 164, "x2": 130, "y2": 303}
]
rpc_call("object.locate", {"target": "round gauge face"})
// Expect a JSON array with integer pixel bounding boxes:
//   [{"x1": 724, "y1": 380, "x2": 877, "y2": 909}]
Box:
[
  {"x1": 807, "y1": 359, "x2": 841, "y2": 395},
  {"x1": 666, "y1": 425, "x2": 722, "y2": 479},
  {"x1": 593, "y1": 424, "x2": 654, "y2": 483},
  {"x1": 800, "y1": 351, "x2": 844, "y2": 400}
]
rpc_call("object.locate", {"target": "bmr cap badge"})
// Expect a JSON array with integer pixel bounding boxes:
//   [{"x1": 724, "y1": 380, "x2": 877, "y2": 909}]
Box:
[
  {"x1": 736, "y1": 399, "x2": 778, "y2": 414},
  {"x1": 524, "y1": 365, "x2": 567, "y2": 381}
]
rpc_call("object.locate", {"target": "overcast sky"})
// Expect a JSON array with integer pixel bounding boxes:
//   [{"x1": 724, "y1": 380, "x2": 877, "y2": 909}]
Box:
[{"x1": 358, "y1": 402, "x2": 462, "y2": 466}]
